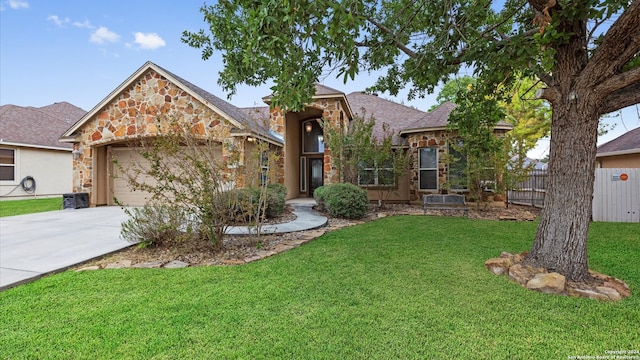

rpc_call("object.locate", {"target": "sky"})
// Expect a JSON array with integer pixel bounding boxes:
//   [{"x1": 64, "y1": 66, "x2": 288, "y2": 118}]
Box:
[{"x1": 1, "y1": 0, "x2": 638, "y2": 159}]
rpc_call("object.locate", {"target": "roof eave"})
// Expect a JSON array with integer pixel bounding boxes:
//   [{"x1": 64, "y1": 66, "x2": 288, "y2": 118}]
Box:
[
  {"x1": 62, "y1": 61, "x2": 247, "y2": 138},
  {"x1": 0, "y1": 141, "x2": 72, "y2": 152},
  {"x1": 231, "y1": 131, "x2": 284, "y2": 147},
  {"x1": 596, "y1": 148, "x2": 640, "y2": 158}
]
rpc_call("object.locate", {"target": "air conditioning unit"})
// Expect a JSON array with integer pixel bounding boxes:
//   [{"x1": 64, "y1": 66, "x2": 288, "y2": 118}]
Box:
[{"x1": 63, "y1": 193, "x2": 89, "y2": 209}]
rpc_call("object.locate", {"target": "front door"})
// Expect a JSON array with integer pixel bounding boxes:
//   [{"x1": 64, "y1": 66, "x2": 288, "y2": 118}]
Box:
[{"x1": 309, "y1": 158, "x2": 324, "y2": 196}]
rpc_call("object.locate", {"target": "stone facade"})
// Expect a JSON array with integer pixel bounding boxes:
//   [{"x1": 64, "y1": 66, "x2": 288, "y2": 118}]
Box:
[
  {"x1": 406, "y1": 130, "x2": 453, "y2": 201},
  {"x1": 270, "y1": 98, "x2": 348, "y2": 186},
  {"x1": 72, "y1": 69, "x2": 239, "y2": 195}
]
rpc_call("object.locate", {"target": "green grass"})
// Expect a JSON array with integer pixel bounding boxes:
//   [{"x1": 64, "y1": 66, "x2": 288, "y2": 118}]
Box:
[
  {"x1": 0, "y1": 197, "x2": 63, "y2": 217},
  {"x1": 1, "y1": 216, "x2": 638, "y2": 359}
]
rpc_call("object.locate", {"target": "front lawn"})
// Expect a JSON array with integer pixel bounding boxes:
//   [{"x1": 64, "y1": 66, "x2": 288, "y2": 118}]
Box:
[
  {"x1": 0, "y1": 216, "x2": 638, "y2": 359},
  {"x1": 0, "y1": 197, "x2": 62, "y2": 217}
]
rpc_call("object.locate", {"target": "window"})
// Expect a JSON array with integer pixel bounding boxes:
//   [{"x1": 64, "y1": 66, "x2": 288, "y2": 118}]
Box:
[
  {"x1": 358, "y1": 158, "x2": 395, "y2": 186},
  {"x1": 0, "y1": 148, "x2": 16, "y2": 181},
  {"x1": 448, "y1": 141, "x2": 468, "y2": 190},
  {"x1": 302, "y1": 120, "x2": 324, "y2": 153},
  {"x1": 300, "y1": 157, "x2": 307, "y2": 192},
  {"x1": 260, "y1": 150, "x2": 269, "y2": 186},
  {"x1": 419, "y1": 147, "x2": 438, "y2": 190}
]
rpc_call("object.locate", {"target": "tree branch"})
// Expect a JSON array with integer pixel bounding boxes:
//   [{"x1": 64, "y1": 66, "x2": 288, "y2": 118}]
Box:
[
  {"x1": 582, "y1": 0, "x2": 640, "y2": 87},
  {"x1": 601, "y1": 82, "x2": 640, "y2": 115},
  {"x1": 595, "y1": 66, "x2": 640, "y2": 97},
  {"x1": 535, "y1": 86, "x2": 561, "y2": 104},
  {"x1": 364, "y1": 16, "x2": 417, "y2": 58}
]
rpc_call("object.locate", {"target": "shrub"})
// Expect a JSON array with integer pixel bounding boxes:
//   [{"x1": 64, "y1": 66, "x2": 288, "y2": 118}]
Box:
[
  {"x1": 265, "y1": 183, "x2": 287, "y2": 218},
  {"x1": 120, "y1": 205, "x2": 195, "y2": 248},
  {"x1": 324, "y1": 183, "x2": 369, "y2": 219},
  {"x1": 313, "y1": 185, "x2": 329, "y2": 212}
]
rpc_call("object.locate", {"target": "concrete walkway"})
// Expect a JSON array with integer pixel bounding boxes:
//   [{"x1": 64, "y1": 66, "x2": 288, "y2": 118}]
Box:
[
  {"x1": 0, "y1": 198, "x2": 325, "y2": 291},
  {"x1": 226, "y1": 198, "x2": 327, "y2": 235}
]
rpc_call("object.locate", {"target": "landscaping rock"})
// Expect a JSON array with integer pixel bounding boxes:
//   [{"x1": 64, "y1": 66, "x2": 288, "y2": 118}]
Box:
[
  {"x1": 132, "y1": 261, "x2": 164, "y2": 269},
  {"x1": 104, "y1": 260, "x2": 132, "y2": 269},
  {"x1": 76, "y1": 265, "x2": 100, "y2": 272},
  {"x1": 163, "y1": 260, "x2": 189, "y2": 269},
  {"x1": 568, "y1": 288, "x2": 610, "y2": 301},
  {"x1": 596, "y1": 286, "x2": 622, "y2": 301},
  {"x1": 508, "y1": 263, "x2": 539, "y2": 285},
  {"x1": 484, "y1": 257, "x2": 511, "y2": 275},
  {"x1": 220, "y1": 259, "x2": 245, "y2": 265},
  {"x1": 604, "y1": 281, "x2": 631, "y2": 298},
  {"x1": 526, "y1": 273, "x2": 566, "y2": 294}
]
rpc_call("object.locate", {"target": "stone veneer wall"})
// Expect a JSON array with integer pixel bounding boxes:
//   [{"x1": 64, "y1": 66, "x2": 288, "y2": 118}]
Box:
[
  {"x1": 72, "y1": 70, "x2": 240, "y2": 196},
  {"x1": 269, "y1": 98, "x2": 347, "y2": 185},
  {"x1": 406, "y1": 130, "x2": 452, "y2": 201}
]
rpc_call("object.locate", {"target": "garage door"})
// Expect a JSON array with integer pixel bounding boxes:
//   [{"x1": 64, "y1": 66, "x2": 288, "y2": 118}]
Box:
[{"x1": 111, "y1": 148, "x2": 156, "y2": 206}]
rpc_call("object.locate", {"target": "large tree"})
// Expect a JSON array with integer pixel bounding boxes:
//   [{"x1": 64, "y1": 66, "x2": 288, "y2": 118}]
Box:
[{"x1": 183, "y1": 1, "x2": 640, "y2": 281}]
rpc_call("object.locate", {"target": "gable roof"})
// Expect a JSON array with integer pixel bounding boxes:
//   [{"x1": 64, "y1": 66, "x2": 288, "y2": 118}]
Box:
[
  {"x1": 597, "y1": 127, "x2": 640, "y2": 157},
  {"x1": 262, "y1": 84, "x2": 353, "y2": 119},
  {"x1": 62, "y1": 61, "x2": 282, "y2": 145},
  {"x1": 345, "y1": 93, "x2": 513, "y2": 146},
  {"x1": 0, "y1": 102, "x2": 86, "y2": 150},
  {"x1": 346, "y1": 92, "x2": 426, "y2": 146}
]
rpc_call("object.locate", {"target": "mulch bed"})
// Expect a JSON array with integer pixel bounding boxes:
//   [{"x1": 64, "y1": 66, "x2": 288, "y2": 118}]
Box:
[{"x1": 80, "y1": 202, "x2": 541, "y2": 268}]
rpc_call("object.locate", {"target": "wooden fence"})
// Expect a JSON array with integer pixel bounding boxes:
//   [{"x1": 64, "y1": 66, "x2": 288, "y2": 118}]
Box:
[{"x1": 507, "y1": 169, "x2": 547, "y2": 208}]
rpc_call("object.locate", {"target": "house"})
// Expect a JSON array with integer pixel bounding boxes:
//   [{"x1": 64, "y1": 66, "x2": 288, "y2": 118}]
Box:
[
  {"x1": 61, "y1": 61, "x2": 510, "y2": 207},
  {"x1": 0, "y1": 102, "x2": 86, "y2": 200},
  {"x1": 596, "y1": 127, "x2": 640, "y2": 168},
  {"x1": 60, "y1": 62, "x2": 283, "y2": 207}
]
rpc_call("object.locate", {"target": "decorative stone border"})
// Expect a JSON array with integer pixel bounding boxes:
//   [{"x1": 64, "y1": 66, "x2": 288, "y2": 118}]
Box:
[{"x1": 485, "y1": 252, "x2": 631, "y2": 301}]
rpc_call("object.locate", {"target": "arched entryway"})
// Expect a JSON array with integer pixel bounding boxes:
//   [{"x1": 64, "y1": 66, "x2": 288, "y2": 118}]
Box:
[{"x1": 301, "y1": 119, "x2": 324, "y2": 196}]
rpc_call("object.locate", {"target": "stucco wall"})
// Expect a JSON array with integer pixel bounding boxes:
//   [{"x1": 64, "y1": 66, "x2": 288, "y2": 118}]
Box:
[
  {"x1": 0, "y1": 146, "x2": 72, "y2": 200},
  {"x1": 597, "y1": 153, "x2": 640, "y2": 168}
]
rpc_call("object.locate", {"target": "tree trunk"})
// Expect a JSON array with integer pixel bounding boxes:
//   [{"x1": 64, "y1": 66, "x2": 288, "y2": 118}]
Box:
[
  {"x1": 526, "y1": 93, "x2": 600, "y2": 282},
  {"x1": 525, "y1": 14, "x2": 601, "y2": 282}
]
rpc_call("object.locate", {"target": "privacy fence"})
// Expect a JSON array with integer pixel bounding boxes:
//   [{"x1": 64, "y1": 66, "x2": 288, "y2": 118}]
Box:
[
  {"x1": 507, "y1": 168, "x2": 639, "y2": 223},
  {"x1": 507, "y1": 169, "x2": 547, "y2": 208}
]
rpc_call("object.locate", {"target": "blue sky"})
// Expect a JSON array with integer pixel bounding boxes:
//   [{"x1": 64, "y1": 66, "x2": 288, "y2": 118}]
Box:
[{"x1": 1, "y1": 0, "x2": 638, "y2": 158}]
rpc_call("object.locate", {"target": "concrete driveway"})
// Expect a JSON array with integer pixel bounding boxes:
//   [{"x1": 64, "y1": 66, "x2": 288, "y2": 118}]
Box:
[{"x1": 0, "y1": 207, "x2": 131, "y2": 291}]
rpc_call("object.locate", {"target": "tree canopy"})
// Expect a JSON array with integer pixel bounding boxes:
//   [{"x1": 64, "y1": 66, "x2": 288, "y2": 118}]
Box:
[{"x1": 183, "y1": 1, "x2": 640, "y2": 281}]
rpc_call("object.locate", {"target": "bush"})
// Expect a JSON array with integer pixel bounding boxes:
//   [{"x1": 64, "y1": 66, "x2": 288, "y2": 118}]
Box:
[
  {"x1": 324, "y1": 183, "x2": 369, "y2": 219},
  {"x1": 120, "y1": 205, "x2": 195, "y2": 248},
  {"x1": 223, "y1": 184, "x2": 286, "y2": 220},
  {"x1": 313, "y1": 185, "x2": 329, "y2": 212},
  {"x1": 265, "y1": 183, "x2": 287, "y2": 218}
]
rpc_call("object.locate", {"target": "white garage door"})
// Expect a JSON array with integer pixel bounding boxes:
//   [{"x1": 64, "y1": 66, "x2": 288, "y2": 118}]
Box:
[{"x1": 111, "y1": 148, "x2": 156, "y2": 206}]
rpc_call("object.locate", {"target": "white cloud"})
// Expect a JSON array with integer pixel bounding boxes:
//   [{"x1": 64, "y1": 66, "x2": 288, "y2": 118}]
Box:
[
  {"x1": 73, "y1": 20, "x2": 94, "y2": 29},
  {"x1": 90, "y1": 26, "x2": 120, "y2": 44},
  {"x1": 8, "y1": 0, "x2": 28, "y2": 9},
  {"x1": 47, "y1": 15, "x2": 69, "y2": 27},
  {"x1": 133, "y1": 32, "x2": 166, "y2": 50}
]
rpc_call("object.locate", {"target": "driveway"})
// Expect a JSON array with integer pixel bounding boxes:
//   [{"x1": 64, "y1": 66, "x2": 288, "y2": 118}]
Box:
[{"x1": 0, "y1": 207, "x2": 131, "y2": 291}]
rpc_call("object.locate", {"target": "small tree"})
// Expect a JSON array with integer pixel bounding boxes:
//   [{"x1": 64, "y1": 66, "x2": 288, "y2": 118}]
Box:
[
  {"x1": 114, "y1": 116, "x2": 273, "y2": 249},
  {"x1": 321, "y1": 112, "x2": 373, "y2": 184},
  {"x1": 361, "y1": 122, "x2": 411, "y2": 208},
  {"x1": 447, "y1": 86, "x2": 506, "y2": 207}
]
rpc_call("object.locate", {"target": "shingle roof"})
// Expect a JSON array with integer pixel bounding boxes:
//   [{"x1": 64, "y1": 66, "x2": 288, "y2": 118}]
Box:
[
  {"x1": 62, "y1": 61, "x2": 282, "y2": 145},
  {"x1": 0, "y1": 102, "x2": 86, "y2": 150},
  {"x1": 597, "y1": 127, "x2": 640, "y2": 156},
  {"x1": 239, "y1": 106, "x2": 270, "y2": 125},
  {"x1": 345, "y1": 93, "x2": 470, "y2": 145},
  {"x1": 153, "y1": 64, "x2": 280, "y2": 144}
]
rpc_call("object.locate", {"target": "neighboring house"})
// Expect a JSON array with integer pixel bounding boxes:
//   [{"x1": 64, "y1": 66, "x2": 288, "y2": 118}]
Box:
[
  {"x1": 596, "y1": 127, "x2": 640, "y2": 168},
  {"x1": 0, "y1": 102, "x2": 86, "y2": 200},
  {"x1": 61, "y1": 61, "x2": 510, "y2": 207}
]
